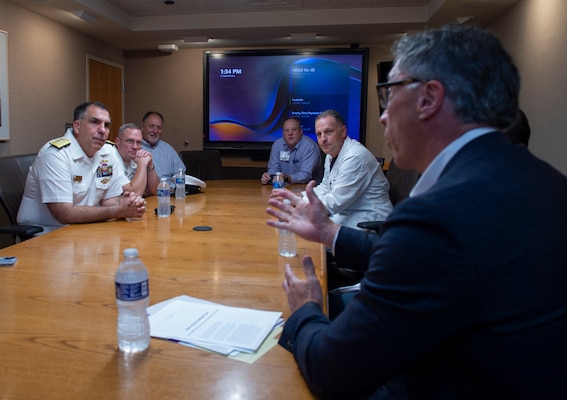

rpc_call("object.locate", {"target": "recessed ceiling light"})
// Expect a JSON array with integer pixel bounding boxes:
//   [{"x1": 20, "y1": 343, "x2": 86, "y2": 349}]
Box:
[{"x1": 164, "y1": 1, "x2": 175, "y2": 5}]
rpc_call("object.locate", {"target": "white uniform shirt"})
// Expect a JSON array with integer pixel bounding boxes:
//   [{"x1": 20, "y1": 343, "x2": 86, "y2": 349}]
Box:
[
  {"x1": 313, "y1": 137, "x2": 393, "y2": 230},
  {"x1": 118, "y1": 151, "x2": 138, "y2": 181},
  {"x1": 17, "y1": 129, "x2": 129, "y2": 233}
]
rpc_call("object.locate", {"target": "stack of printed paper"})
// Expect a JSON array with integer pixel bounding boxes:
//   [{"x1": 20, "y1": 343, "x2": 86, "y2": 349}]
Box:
[{"x1": 148, "y1": 295, "x2": 283, "y2": 357}]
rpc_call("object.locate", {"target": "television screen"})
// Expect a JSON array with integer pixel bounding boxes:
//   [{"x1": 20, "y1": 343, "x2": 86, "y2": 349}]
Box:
[{"x1": 203, "y1": 48, "x2": 369, "y2": 153}]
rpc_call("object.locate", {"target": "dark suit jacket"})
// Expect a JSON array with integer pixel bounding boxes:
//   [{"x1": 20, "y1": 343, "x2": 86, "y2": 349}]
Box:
[{"x1": 279, "y1": 132, "x2": 567, "y2": 399}]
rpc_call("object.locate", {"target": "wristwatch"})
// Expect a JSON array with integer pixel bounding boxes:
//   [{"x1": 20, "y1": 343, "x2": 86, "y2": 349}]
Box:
[{"x1": 147, "y1": 165, "x2": 155, "y2": 171}]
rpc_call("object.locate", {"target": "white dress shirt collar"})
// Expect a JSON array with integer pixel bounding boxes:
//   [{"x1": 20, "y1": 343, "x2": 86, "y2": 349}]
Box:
[{"x1": 410, "y1": 127, "x2": 497, "y2": 197}]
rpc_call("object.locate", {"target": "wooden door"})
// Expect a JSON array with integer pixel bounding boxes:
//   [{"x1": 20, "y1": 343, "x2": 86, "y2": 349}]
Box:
[{"x1": 88, "y1": 57, "x2": 123, "y2": 141}]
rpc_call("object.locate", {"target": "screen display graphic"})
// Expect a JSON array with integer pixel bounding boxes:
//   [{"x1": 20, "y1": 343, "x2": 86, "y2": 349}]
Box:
[{"x1": 204, "y1": 49, "x2": 368, "y2": 151}]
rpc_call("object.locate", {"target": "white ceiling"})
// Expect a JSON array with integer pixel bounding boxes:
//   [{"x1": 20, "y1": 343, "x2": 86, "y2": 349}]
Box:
[{"x1": 8, "y1": 0, "x2": 519, "y2": 50}]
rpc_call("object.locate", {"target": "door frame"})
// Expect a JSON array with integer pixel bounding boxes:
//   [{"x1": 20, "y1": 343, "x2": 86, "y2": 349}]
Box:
[{"x1": 86, "y1": 54, "x2": 124, "y2": 140}]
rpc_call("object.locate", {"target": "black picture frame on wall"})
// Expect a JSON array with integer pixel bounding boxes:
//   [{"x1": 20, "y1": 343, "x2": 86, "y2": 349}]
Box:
[
  {"x1": 377, "y1": 61, "x2": 393, "y2": 115},
  {"x1": 0, "y1": 31, "x2": 10, "y2": 141}
]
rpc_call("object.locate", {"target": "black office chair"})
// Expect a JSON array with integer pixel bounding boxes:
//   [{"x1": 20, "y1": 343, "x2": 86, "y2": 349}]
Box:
[
  {"x1": 0, "y1": 154, "x2": 44, "y2": 245},
  {"x1": 356, "y1": 158, "x2": 420, "y2": 233},
  {"x1": 328, "y1": 159, "x2": 420, "y2": 319},
  {"x1": 179, "y1": 150, "x2": 223, "y2": 181},
  {"x1": 384, "y1": 158, "x2": 420, "y2": 207}
]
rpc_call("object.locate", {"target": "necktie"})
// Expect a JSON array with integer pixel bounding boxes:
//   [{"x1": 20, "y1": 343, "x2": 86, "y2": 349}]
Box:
[{"x1": 329, "y1": 157, "x2": 336, "y2": 171}]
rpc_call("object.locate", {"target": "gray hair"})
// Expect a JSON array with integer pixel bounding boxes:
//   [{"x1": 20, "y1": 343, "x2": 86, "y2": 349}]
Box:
[
  {"x1": 118, "y1": 123, "x2": 141, "y2": 138},
  {"x1": 391, "y1": 24, "x2": 519, "y2": 128}
]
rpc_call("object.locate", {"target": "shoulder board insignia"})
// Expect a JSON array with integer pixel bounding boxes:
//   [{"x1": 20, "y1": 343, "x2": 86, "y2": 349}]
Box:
[
  {"x1": 106, "y1": 139, "x2": 115, "y2": 146},
  {"x1": 49, "y1": 138, "x2": 71, "y2": 149}
]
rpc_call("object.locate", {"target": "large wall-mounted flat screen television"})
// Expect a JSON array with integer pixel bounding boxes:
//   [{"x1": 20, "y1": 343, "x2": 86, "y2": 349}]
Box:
[{"x1": 203, "y1": 48, "x2": 369, "y2": 155}]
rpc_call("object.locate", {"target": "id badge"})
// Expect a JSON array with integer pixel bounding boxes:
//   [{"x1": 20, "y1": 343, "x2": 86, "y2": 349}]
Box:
[{"x1": 280, "y1": 151, "x2": 290, "y2": 162}]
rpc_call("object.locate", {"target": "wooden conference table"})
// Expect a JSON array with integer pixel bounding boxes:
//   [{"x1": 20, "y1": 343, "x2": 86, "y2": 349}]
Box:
[{"x1": 0, "y1": 180, "x2": 326, "y2": 400}]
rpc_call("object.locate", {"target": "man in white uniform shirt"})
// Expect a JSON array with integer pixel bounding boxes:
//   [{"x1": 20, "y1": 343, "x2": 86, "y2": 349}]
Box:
[
  {"x1": 114, "y1": 123, "x2": 159, "y2": 196},
  {"x1": 312, "y1": 109, "x2": 392, "y2": 230},
  {"x1": 17, "y1": 102, "x2": 147, "y2": 234}
]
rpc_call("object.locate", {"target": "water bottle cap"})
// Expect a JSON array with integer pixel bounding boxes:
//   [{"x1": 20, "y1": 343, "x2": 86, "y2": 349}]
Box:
[
  {"x1": 160, "y1": 177, "x2": 168, "y2": 182},
  {"x1": 123, "y1": 248, "x2": 138, "y2": 258}
]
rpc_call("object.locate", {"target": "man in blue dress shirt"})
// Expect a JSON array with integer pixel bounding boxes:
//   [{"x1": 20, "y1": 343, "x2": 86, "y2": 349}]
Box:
[
  {"x1": 261, "y1": 117, "x2": 323, "y2": 185},
  {"x1": 141, "y1": 111, "x2": 186, "y2": 179}
]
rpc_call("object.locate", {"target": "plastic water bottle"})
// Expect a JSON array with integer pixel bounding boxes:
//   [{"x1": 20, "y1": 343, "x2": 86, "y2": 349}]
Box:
[
  {"x1": 157, "y1": 177, "x2": 171, "y2": 217},
  {"x1": 273, "y1": 172, "x2": 284, "y2": 189},
  {"x1": 278, "y1": 199, "x2": 297, "y2": 257},
  {"x1": 115, "y1": 248, "x2": 150, "y2": 353},
  {"x1": 175, "y1": 168, "x2": 185, "y2": 199}
]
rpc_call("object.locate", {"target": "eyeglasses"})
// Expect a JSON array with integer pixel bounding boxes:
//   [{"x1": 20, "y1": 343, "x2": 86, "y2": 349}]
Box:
[
  {"x1": 119, "y1": 138, "x2": 143, "y2": 147},
  {"x1": 377, "y1": 78, "x2": 422, "y2": 110}
]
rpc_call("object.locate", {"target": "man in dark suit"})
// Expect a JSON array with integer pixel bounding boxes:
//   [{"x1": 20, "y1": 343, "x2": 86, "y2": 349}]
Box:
[{"x1": 266, "y1": 24, "x2": 567, "y2": 399}]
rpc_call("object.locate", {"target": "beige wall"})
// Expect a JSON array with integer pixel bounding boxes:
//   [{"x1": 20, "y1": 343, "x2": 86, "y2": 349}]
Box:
[
  {"x1": 124, "y1": 49, "x2": 204, "y2": 153},
  {"x1": 1, "y1": 0, "x2": 566, "y2": 175},
  {"x1": 489, "y1": 0, "x2": 567, "y2": 175},
  {"x1": 0, "y1": 0, "x2": 124, "y2": 156}
]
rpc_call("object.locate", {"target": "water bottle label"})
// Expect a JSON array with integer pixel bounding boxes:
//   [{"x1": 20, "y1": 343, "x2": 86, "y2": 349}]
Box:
[
  {"x1": 273, "y1": 180, "x2": 284, "y2": 189},
  {"x1": 175, "y1": 177, "x2": 184, "y2": 184},
  {"x1": 115, "y1": 280, "x2": 149, "y2": 301},
  {"x1": 157, "y1": 188, "x2": 170, "y2": 197}
]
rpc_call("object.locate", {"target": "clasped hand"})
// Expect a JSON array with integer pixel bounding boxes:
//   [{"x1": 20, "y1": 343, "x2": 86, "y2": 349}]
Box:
[
  {"x1": 134, "y1": 150, "x2": 154, "y2": 169},
  {"x1": 121, "y1": 191, "x2": 147, "y2": 218}
]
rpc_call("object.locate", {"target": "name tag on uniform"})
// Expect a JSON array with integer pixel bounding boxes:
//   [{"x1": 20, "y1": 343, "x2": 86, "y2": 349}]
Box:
[{"x1": 280, "y1": 151, "x2": 290, "y2": 162}]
